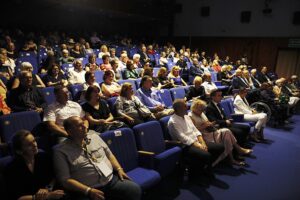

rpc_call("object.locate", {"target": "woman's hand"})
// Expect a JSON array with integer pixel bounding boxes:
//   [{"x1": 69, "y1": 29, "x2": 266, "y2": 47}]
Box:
[
  {"x1": 117, "y1": 168, "x2": 131, "y2": 181},
  {"x1": 46, "y1": 190, "x2": 65, "y2": 200},
  {"x1": 35, "y1": 189, "x2": 49, "y2": 200}
]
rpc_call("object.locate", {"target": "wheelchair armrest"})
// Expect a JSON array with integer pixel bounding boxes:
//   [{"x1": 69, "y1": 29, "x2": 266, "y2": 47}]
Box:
[
  {"x1": 138, "y1": 151, "x2": 155, "y2": 169},
  {"x1": 231, "y1": 114, "x2": 244, "y2": 122}
]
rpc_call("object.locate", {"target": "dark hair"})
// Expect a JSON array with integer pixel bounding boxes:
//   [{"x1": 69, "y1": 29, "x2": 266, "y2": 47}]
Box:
[
  {"x1": 238, "y1": 87, "x2": 248, "y2": 94},
  {"x1": 47, "y1": 63, "x2": 61, "y2": 76},
  {"x1": 85, "y1": 85, "x2": 100, "y2": 101},
  {"x1": 12, "y1": 129, "x2": 31, "y2": 156},
  {"x1": 63, "y1": 117, "x2": 75, "y2": 132},
  {"x1": 210, "y1": 89, "x2": 222, "y2": 97},
  {"x1": 85, "y1": 71, "x2": 94, "y2": 82},
  {"x1": 126, "y1": 60, "x2": 133, "y2": 70},
  {"x1": 102, "y1": 54, "x2": 109, "y2": 60},
  {"x1": 143, "y1": 67, "x2": 153, "y2": 77},
  {"x1": 173, "y1": 99, "x2": 185, "y2": 113},
  {"x1": 54, "y1": 85, "x2": 67, "y2": 95},
  {"x1": 110, "y1": 59, "x2": 117, "y2": 66},
  {"x1": 140, "y1": 75, "x2": 152, "y2": 88},
  {"x1": 88, "y1": 54, "x2": 96, "y2": 63},
  {"x1": 103, "y1": 70, "x2": 114, "y2": 81}
]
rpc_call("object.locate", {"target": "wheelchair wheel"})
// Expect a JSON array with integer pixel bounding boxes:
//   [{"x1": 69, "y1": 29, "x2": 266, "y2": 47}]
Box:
[{"x1": 250, "y1": 102, "x2": 272, "y2": 122}]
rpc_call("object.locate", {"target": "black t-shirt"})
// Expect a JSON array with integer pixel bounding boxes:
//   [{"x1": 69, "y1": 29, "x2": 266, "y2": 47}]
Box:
[
  {"x1": 43, "y1": 73, "x2": 66, "y2": 85},
  {"x1": 82, "y1": 99, "x2": 111, "y2": 129},
  {"x1": 4, "y1": 152, "x2": 54, "y2": 200}
]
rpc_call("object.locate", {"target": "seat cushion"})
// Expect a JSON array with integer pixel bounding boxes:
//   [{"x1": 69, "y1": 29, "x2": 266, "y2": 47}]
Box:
[{"x1": 127, "y1": 167, "x2": 161, "y2": 190}]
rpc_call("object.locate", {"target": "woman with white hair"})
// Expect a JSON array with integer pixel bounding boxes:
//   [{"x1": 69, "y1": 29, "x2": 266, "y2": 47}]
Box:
[
  {"x1": 189, "y1": 99, "x2": 252, "y2": 166},
  {"x1": 274, "y1": 78, "x2": 300, "y2": 108},
  {"x1": 132, "y1": 53, "x2": 142, "y2": 68},
  {"x1": 11, "y1": 62, "x2": 45, "y2": 89}
]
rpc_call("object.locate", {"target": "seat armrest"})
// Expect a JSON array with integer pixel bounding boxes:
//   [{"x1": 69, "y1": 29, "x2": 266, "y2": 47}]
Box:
[
  {"x1": 165, "y1": 140, "x2": 186, "y2": 149},
  {"x1": 231, "y1": 114, "x2": 244, "y2": 122},
  {"x1": 138, "y1": 151, "x2": 155, "y2": 169}
]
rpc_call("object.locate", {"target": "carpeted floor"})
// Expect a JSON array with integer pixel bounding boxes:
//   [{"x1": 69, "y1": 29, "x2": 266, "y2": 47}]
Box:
[{"x1": 152, "y1": 114, "x2": 300, "y2": 200}]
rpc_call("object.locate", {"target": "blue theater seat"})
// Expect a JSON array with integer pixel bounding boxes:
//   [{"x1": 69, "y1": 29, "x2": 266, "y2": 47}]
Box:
[
  {"x1": 100, "y1": 128, "x2": 161, "y2": 190},
  {"x1": 0, "y1": 111, "x2": 41, "y2": 143},
  {"x1": 41, "y1": 87, "x2": 55, "y2": 105},
  {"x1": 133, "y1": 121, "x2": 181, "y2": 177}
]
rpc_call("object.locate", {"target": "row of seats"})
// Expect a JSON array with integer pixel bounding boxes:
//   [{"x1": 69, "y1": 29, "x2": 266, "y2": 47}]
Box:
[{"x1": 0, "y1": 116, "x2": 181, "y2": 191}]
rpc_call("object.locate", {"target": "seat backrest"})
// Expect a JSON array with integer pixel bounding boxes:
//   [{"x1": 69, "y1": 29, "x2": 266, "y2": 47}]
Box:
[
  {"x1": 0, "y1": 111, "x2": 41, "y2": 142},
  {"x1": 153, "y1": 68, "x2": 160, "y2": 77},
  {"x1": 94, "y1": 70, "x2": 104, "y2": 83},
  {"x1": 106, "y1": 97, "x2": 118, "y2": 116},
  {"x1": 211, "y1": 72, "x2": 218, "y2": 82},
  {"x1": 159, "y1": 116, "x2": 172, "y2": 140},
  {"x1": 41, "y1": 87, "x2": 55, "y2": 105},
  {"x1": 61, "y1": 63, "x2": 73, "y2": 73},
  {"x1": 16, "y1": 56, "x2": 39, "y2": 74},
  {"x1": 69, "y1": 84, "x2": 84, "y2": 101},
  {"x1": 157, "y1": 89, "x2": 173, "y2": 108},
  {"x1": 220, "y1": 98, "x2": 234, "y2": 118},
  {"x1": 100, "y1": 128, "x2": 138, "y2": 172},
  {"x1": 133, "y1": 121, "x2": 166, "y2": 154},
  {"x1": 170, "y1": 87, "x2": 186, "y2": 100},
  {"x1": 117, "y1": 79, "x2": 137, "y2": 92}
]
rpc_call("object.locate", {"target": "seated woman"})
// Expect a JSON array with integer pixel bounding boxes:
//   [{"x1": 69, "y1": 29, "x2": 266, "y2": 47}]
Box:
[
  {"x1": 157, "y1": 67, "x2": 175, "y2": 89},
  {"x1": 217, "y1": 65, "x2": 233, "y2": 86},
  {"x1": 39, "y1": 51, "x2": 57, "y2": 74},
  {"x1": 100, "y1": 54, "x2": 112, "y2": 71},
  {"x1": 124, "y1": 60, "x2": 139, "y2": 80},
  {"x1": 159, "y1": 52, "x2": 168, "y2": 68},
  {"x1": 185, "y1": 76, "x2": 206, "y2": 101},
  {"x1": 82, "y1": 86, "x2": 126, "y2": 132},
  {"x1": 168, "y1": 65, "x2": 187, "y2": 86},
  {"x1": 115, "y1": 83, "x2": 155, "y2": 126},
  {"x1": 234, "y1": 88, "x2": 268, "y2": 142},
  {"x1": 80, "y1": 71, "x2": 106, "y2": 102},
  {"x1": 70, "y1": 43, "x2": 85, "y2": 58},
  {"x1": 11, "y1": 62, "x2": 45, "y2": 89},
  {"x1": 43, "y1": 63, "x2": 68, "y2": 87},
  {"x1": 98, "y1": 44, "x2": 110, "y2": 58},
  {"x1": 4, "y1": 130, "x2": 65, "y2": 200},
  {"x1": 189, "y1": 99, "x2": 252, "y2": 166},
  {"x1": 274, "y1": 78, "x2": 300, "y2": 109},
  {"x1": 133, "y1": 54, "x2": 142, "y2": 69},
  {"x1": 101, "y1": 70, "x2": 122, "y2": 98},
  {"x1": 85, "y1": 54, "x2": 100, "y2": 72}
]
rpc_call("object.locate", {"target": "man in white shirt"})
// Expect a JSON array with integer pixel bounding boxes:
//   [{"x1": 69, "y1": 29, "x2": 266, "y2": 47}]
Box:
[
  {"x1": 202, "y1": 73, "x2": 218, "y2": 96},
  {"x1": 168, "y1": 99, "x2": 224, "y2": 184},
  {"x1": 68, "y1": 60, "x2": 86, "y2": 85}
]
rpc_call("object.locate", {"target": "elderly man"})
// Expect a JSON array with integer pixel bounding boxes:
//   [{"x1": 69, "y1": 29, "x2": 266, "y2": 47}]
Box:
[
  {"x1": 68, "y1": 59, "x2": 86, "y2": 85},
  {"x1": 7, "y1": 71, "x2": 46, "y2": 113},
  {"x1": 168, "y1": 99, "x2": 224, "y2": 184},
  {"x1": 53, "y1": 116, "x2": 141, "y2": 200},
  {"x1": 190, "y1": 58, "x2": 204, "y2": 78},
  {"x1": 201, "y1": 73, "x2": 218, "y2": 97},
  {"x1": 232, "y1": 69, "x2": 249, "y2": 89},
  {"x1": 136, "y1": 75, "x2": 174, "y2": 119}
]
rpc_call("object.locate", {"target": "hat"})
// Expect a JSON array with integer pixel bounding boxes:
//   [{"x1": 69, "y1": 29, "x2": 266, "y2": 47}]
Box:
[{"x1": 68, "y1": 38, "x2": 75, "y2": 44}]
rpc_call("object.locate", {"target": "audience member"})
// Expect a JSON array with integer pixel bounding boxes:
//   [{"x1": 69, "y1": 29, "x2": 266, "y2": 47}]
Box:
[
  {"x1": 43, "y1": 63, "x2": 68, "y2": 87},
  {"x1": 101, "y1": 70, "x2": 122, "y2": 98},
  {"x1": 168, "y1": 66, "x2": 187, "y2": 86},
  {"x1": 53, "y1": 116, "x2": 141, "y2": 200},
  {"x1": 185, "y1": 76, "x2": 206, "y2": 101},
  {"x1": 68, "y1": 59, "x2": 86, "y2": 85},
  {"x1": 124, "y1": 60, "x2": 139, "y2": 79}
]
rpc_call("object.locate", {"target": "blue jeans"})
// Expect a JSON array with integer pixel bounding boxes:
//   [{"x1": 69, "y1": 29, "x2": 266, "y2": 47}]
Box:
[{"x1": 67, "y1": 175, "x2": 142, "y2": 200}]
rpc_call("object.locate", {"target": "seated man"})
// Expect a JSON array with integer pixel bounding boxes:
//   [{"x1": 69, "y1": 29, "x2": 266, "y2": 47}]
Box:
[
  {"x1": 53, "y1": 116, "x2": 141, "y2": 200},
  {"x1": 205, "y1": 89, "x2": 250, "y2": 145},
  {"x1": 190, "y1": 58, "x2": 204, "y2": 78},
  {"x1": 201, "y1": 73, "x2": 218, "y2": 98},
  {"x1": 43, "y1": 85, "x2": 86, "y2": 138},
  {"x1": 7, "y1": 71, "x2": 46, "y2": 113},
  {"x1": 136, "y1": 76, "x2": 174, "y2": 119},
  {"x1": 68, "y1": 59, "x2": 86, "y2": 85},
  {"x1": 168, "y1": 99, "x2": 224, "y2": 184}
]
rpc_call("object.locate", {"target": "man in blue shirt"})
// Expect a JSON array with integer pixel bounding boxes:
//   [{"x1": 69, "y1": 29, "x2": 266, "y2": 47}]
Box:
[{"x1": 136, "y1": 76, "x2": 174, "y2": 119}]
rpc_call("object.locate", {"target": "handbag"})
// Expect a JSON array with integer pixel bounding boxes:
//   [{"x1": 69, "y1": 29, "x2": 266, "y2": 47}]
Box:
[{"x1": 134, "y1": 101, "x2": 152, "y2": 118}]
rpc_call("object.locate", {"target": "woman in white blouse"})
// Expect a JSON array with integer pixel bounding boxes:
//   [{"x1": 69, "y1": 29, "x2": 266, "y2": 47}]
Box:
[
  {"x1": 189, "y1": 99, "x2": 252, "y2": 166},
  {"x1": 233, "y1": 88, "x2": 268, "y2": 142}
]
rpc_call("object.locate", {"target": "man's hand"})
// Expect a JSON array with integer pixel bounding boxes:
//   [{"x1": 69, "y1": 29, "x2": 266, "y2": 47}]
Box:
[
  {"x1": 226, "y1": 120, "x2": 232, "y2": 126},
  {"x1": 89, "y1": 188, "x2": 105, "y2": 200},
  {"x1": 117, "y1": 168, "x2": 131, "y2": 181},
  {"x1": 193, "y1": 142, "x2": 208, "y2": 152},
  {"x1": 155, "y1": 105, "x2": 164, "y2": 112}
]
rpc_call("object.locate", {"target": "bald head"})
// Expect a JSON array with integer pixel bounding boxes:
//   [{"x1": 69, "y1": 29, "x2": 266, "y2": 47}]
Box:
[{"x1": 63, "y1": 116, "x2": 87, "y2": 139}]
